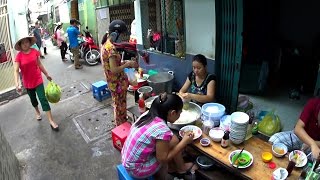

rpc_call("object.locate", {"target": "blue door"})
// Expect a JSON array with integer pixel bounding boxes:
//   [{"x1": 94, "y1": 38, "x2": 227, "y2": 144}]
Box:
[{"x1": 215, "y1": 0, "x2": 243, "y2": 113}]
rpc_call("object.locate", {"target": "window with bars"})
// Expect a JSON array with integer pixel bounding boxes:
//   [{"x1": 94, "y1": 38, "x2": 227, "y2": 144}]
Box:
[
  {"x1": 96, "y1": 0, "x2": 132, "y2": 7},
  {"x1": 141, "y1": 0, "x2": 185, "y2": 58}
]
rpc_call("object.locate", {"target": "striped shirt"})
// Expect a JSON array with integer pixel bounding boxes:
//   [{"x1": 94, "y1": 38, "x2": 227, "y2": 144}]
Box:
[{"x1": 121, "y1": 116, "x2": 173, "y2": 178}]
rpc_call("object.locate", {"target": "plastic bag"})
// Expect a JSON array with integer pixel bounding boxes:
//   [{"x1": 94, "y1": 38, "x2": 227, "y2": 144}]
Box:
[
  {"x1": 45, "y1": 81, "x2": 62, "y2": 103},
  {"x1": 124, "y1": 68, "x2": 138, "y2": 86},
  {"x1": 258, "y1": 110, "x2": 281, "y2": 136}
]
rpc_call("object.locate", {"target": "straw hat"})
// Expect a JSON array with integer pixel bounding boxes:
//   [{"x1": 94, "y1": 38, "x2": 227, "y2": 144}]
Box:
[{"x1": 14, "y1": 36, "x2": 37, "y2": 51}]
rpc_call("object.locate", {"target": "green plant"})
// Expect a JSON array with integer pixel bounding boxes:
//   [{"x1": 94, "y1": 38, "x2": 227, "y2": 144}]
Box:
[{"x1": 47, "y1": 19, "x2": 55, "y2": 34}]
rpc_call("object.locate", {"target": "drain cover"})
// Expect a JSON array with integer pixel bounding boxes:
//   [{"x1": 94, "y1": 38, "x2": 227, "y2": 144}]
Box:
[
  {"x1": 73, "y1": 106, "x2": 114, "y2": 143},
  {"x1": 60, "y1": 82, "x2": 90, "y2": 102}
]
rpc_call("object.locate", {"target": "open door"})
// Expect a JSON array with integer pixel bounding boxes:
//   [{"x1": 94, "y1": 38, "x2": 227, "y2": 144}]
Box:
[{"x1": 215, "y1": 0, "x2": 243, "y2": 113}]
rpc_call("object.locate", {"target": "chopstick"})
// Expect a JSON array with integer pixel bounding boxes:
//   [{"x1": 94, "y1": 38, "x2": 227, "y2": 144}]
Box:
[
  {"x1": 233, "y1": 147, "x2": 245, "y2": 168},
  {"x1": 290, "y1": 133, "x2": 294, "y2": 151}
]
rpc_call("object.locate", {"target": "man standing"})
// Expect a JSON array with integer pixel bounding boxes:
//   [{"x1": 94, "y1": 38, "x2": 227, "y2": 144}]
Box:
[
  {"x1": 33, "y1": 22, "x2": 45, "y2": 59},
  {"x1": 67, "y1": 19, "x2": 83, "y2": 69}
]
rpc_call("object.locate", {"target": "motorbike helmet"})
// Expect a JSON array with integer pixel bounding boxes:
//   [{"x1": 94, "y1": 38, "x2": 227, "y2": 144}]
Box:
[{"x1": 109, "y1": 20, "x2": 128, "y2": 34}]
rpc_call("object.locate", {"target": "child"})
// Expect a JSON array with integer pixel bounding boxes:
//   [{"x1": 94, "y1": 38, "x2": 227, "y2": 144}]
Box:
[
  {"x1": 13, "y1": 36, "x2": 59, "y2": 131},
  {"x1": 121, "y1": 93, "x2": 198, "y2": 179}
]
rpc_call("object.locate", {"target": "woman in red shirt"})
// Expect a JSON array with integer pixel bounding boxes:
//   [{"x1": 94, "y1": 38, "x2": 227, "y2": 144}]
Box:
[
  {"x1": 13, "y1": 36, "x2": 59, "y2": 131},
  {"x1": 269, "y1": 98, "x2": 320, "y2": 159}
]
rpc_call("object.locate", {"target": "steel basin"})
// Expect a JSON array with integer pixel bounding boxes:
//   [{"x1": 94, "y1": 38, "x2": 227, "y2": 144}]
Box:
[
  {"x1": 167, "y1": 102, "x2": 201, "y2": 130},
  {"x1": 147, "y1": 72, "x2": 174, "y2": 94}
]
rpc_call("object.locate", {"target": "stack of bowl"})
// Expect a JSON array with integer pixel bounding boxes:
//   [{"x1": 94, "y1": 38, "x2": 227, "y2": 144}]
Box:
[
  {"x1": 229, "y1": 112, "x2": 249, "y2": 144},
  {"x1": 201, "y1": 103, "x2": 225, "y2": 127}
]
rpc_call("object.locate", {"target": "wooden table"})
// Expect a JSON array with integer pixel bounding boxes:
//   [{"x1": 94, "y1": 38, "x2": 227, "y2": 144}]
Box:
[{"x1": 192, "y1": 134, "x2": 302, "y2": 180}]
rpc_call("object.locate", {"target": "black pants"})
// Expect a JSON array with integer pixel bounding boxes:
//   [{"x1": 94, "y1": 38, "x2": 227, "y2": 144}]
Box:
[{"x1": 60, "y1": 41, "x2": 68, "y2": 59}]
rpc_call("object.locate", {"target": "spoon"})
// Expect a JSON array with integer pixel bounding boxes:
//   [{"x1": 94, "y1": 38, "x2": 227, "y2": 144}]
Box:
[{"x1": 279, "y1": 169, "x2": 286, "y2": 179}]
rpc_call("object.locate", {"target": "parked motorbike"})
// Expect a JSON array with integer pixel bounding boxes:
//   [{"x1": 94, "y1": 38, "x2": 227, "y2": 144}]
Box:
[{"x1": 69, "y1": 26, "x2": 100, "y2": 66}]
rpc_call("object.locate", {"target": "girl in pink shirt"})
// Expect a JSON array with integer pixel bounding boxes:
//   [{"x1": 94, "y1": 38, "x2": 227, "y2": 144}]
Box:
[
  {"x1": 13, "y1": 36, "x2": 59, "y2": 131},
  {"x1": 121, "y1": 93, "x2": 198, "y2": 179}
]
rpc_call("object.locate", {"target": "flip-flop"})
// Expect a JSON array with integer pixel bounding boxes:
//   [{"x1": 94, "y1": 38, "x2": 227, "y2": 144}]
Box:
[
  {"x1": 36, "y1": 115, "x2": 42, "y2": 121},
  {"x1": 168, "y1": 162, "x2": 197, "y2": 179}
]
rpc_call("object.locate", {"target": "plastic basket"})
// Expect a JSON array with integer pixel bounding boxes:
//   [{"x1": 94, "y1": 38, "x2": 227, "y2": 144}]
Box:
[{"x1": 306, "y1": 161, "x2": 320, "y2": 180}]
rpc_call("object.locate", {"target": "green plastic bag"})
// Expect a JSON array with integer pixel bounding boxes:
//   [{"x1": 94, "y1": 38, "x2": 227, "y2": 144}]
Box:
[
  {"x1": 45, "y1": 81, "x2": 62, "y2": 103},
  {"x1": 258, "y1": 110, "x2": 281, "y2": 136}
]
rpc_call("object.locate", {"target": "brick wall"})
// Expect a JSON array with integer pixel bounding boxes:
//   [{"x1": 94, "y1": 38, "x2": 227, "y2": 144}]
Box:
[{"x1": 0, "y1": 126, "x2": 20, "y2": 180}]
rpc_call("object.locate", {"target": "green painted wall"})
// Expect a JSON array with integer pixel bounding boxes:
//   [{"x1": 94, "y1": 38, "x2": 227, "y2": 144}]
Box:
[{"x1": 78, "y1": 0, "x2": 98, "y2": 44}]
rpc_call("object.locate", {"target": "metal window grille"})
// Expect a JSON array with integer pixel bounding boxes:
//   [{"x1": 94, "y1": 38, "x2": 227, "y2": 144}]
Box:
[
  {"x1": 96, "y1": 0, "x2": 132, "y2": 8},
  {"x1": 141, "y1": 0, "x2": 185, "y2": 58},
  {"x1": 0, "y1": 0, "x2": 15, "y2": 92},
  {"x1": 109, "y1": 3, "x2": 134, "y2": 41}
]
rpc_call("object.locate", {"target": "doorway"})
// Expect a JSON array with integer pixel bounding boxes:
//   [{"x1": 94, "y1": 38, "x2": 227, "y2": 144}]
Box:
[{"x1": 239, "y1": 0, "x2": 320, "y2": 131}]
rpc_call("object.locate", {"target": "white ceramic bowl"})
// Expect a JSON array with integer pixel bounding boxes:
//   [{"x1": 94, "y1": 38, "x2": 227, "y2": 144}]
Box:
[
  {"x1": 272, "y1": 168, "x2": 288, "y2": 180},
  {"x1": 231, "y1": 112, "x2": 249, "y2": 125},
  {"x1": 272, "y1": 143, "x2": 288, "y2": 158},
  {"x1": 288, "y1": 150, "x2": 307, "y2": 167},
  {"x1": 200, "y1": 138, "x2": 211, "y2": 147},
  {"x1": 209, "y1": 128, "x2": 225, "y2": 142}
]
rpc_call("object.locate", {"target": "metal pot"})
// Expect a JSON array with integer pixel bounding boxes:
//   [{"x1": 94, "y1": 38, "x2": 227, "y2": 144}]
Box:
[
  {"x1": 137, "y1": 86, "x2": 153, "y2": 99},
  {"x1": 147, "y1": 71, "x2": 174, "y2": 94}
]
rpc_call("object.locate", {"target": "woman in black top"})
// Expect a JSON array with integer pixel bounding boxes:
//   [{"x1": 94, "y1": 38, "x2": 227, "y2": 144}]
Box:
[{"x1": 179, "y1": 54, "x2": 216, "y2": 106}]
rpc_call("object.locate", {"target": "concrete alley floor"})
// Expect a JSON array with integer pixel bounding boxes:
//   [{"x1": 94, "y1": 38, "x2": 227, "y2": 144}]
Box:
[{"x1": 0, "y1": 45, "x2": 126, "y2": 180}]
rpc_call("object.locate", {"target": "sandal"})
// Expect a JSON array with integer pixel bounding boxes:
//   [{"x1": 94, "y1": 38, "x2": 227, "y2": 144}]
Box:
[
  {"x1": 36, "y1": 115, "x2": 42, "y2": 121},
  {"x1": 168, "y1": 162, "x2": 197, "y2": 179}
]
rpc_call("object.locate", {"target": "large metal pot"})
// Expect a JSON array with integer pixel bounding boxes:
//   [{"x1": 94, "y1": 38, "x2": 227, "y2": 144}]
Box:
[
  {"x1": 167, "y1": 102, "x2": 201, "y2": 130},
  {"x1": 147, "y1": 72, "x2": 174, "y2": 94}
]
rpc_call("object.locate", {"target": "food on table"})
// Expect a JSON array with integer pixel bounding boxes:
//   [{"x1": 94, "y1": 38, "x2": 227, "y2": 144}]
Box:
[
  {"x1": 180, "y1": 130, "x2": 194, "y2": 137},
  {"x1": 289, "y1": 151, "x2": 307, "y2": 167},
  {"x1": 183, "y1": 102, "x2": 190, "y2": 110},
  {"x1": 205, "y1": 106, "x2": 220, "y2": 113},
  {"x1": 232, "y1": 153, "x2": 251, "y2": 166},
  {"x1": 200, "y1": 138, "x2": 211, "y2": 146},
  {"x1": 262, "y1": 152, "x2": 273, "y2": 163},
  {"x1": 274, "y1": 147, "x2": 285, "y2": 154},
  {"x1": 229, "y1": 150, "x2": 254, "y2": 169},
  {"x1": 175, "y1": 110, "x2": 198, "y2": 124},
  {"x1": 272, "y1": 143, "x2": 288, "y2": 157},
  {"x1": 179, "y1": 125, "x2": 202, "y2": 140}
]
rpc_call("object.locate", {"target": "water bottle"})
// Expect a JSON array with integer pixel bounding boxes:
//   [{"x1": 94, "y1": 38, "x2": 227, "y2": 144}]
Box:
[{"x1": 191, "y1": 169, "x2": 196, "y2": 180}]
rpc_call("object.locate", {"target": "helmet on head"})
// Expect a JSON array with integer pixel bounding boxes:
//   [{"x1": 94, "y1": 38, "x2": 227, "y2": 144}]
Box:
[{"x1": 109, "y1": 20, "x2": 128, "y2": 34}]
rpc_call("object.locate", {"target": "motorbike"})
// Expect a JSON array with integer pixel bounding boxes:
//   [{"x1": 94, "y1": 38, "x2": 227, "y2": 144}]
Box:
[{"x1": 69, "y1": 26, "x2": 100, "y2": 66}]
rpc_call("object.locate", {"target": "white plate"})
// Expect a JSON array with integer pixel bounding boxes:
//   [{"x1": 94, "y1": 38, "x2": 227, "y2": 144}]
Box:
[
  {"x1": 228, "y1": 150, "x2": 254, "y2": 168},
  {"x1": 289, "y1": 150, "x2": 307, "y2": 167},
  {"x1": 231, "y1": 112, "x2": 249, "y2": 125},
  {"x1": 179, "y1": 125, "x2": 202, "y2": 140}
]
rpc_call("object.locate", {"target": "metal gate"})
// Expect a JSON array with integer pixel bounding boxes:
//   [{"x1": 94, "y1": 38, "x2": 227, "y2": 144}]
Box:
[
  {"x1": 109, "y1": 3, "x2": 134, "y2": 41},
  {"x1": 215, "y1": 0, "x2": 243, "y2": 113},
  {"x1": 0, "y1": 0, "x2": 14, "y2": 93}
]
